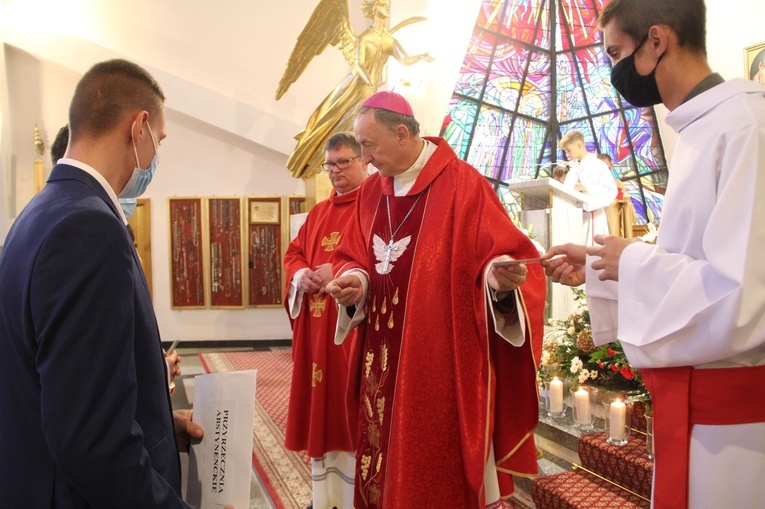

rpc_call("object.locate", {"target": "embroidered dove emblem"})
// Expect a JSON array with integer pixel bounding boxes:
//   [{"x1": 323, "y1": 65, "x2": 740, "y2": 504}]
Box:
[{"x1": 373, "y1": 234, "x2": 411, "y2": 275}]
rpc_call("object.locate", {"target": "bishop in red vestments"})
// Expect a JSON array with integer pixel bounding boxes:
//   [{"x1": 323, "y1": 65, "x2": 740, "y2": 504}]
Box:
[
  {"x1": 327, "y1": 92, "x2": 546, "y2": 508},
  {"x1": 284, "y1": 132, "x2": 368, "y2": 509}
]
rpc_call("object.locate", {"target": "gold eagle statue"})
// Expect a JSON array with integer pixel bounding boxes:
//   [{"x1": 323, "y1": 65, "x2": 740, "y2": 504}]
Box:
[{"x1": 276, "y1": 0, "x2": 431, "y2": 179}]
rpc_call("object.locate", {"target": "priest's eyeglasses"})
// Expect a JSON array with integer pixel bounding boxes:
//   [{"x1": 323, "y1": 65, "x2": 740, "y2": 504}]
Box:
[{"x1": 321, "y1": 155, "x2": 361, "y2": 172}]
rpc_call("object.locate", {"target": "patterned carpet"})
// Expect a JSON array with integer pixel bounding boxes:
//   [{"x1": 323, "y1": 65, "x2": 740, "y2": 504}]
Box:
[
  {"x1": 199, "y1": 349, "x2": 311, "y2": 509},
  {"x1": 199, "y1": 349, "x2": 535, "y2": 509}
]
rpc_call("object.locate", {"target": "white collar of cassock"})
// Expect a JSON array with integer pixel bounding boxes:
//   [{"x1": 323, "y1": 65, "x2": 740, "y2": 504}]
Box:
[{"x1": 392, "y1": 139, "x2": 437, "y2": 196}]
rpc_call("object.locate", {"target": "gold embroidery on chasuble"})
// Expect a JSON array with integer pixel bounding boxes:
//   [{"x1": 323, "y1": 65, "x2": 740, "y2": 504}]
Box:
[
  {"x1": 356, "y1": 191, "x2": 427, "y2": 508},
  {"x1": 311, "y1": 362, "x2": 323, "y2": 387},
  {"x1": 321, "y1": 231, "x2": 341, "y2": 251},
  {"x1": 309, "y1": 294, "x2": 326, "y2": 317}
]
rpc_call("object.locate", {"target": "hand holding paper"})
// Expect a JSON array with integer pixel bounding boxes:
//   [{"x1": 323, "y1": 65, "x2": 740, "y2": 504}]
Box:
[
  {"x1": 173, "y1": 409, "x2": 203, "y2": 453},
  {"x1": 488, "y1": 256, "x2": 528, "y2": 292}
]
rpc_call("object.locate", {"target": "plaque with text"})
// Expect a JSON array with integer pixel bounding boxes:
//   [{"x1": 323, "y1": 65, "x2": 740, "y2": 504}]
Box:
[
  {"x1": 169, "y1": 198, "x2": 206, "y2": 308},
  {"x1": 208, "y1": 198, "x2": 244, "y2": 308}
]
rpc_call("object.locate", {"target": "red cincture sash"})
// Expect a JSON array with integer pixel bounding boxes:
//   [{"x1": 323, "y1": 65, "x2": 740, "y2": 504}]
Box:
[{"x1": 641, "y1": 364, "x2": 765, "y2": 508}]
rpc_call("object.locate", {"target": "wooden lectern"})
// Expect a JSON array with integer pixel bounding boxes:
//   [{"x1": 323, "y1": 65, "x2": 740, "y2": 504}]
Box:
[{"x1": 508, "y1": 178, "x2": 588, "y2": 321}]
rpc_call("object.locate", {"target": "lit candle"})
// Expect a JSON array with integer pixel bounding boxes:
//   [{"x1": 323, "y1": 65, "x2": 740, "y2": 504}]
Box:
[
  {"x1": 574, "y1": 387, "x2": 591, "y2": 425},
  {"x1": 610, "y1": 398, "x2": 626, "y2": 440},
  {"x1": 550, "y1": 377, "x2": 564, "y2": 414}
]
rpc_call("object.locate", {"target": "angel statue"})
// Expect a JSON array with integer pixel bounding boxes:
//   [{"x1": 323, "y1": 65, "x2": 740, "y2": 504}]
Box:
[{"x1": 276, "y1": 0, "x2": 432, "y2": 179}]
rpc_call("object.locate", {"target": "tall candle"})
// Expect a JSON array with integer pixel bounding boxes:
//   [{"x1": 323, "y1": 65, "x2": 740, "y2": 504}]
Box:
[
  {"x1": 550, "y1": 377, "x2": 564, "y2": 413},
  {"x1": 610, "y1": 398, "x2": 626, "y2": 440},
  {"x1": 574, "y1": 387, "x2": 591, "y2": 425}
]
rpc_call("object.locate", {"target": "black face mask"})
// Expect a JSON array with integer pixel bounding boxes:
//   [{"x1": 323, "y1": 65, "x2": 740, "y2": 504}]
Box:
[{"x1": 610, "y1": 35, "x2": 665, "y2": 107}]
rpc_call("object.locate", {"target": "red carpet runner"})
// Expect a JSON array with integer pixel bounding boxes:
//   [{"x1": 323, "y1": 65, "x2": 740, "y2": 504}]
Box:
[{"x1": 199, "y1": 349, "x2": 311, "y2": 509}]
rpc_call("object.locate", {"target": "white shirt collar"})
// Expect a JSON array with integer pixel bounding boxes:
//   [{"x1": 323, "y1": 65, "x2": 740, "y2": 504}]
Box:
[{"x1": 58, "y1": 158, "x2": 128, "y2": 224}]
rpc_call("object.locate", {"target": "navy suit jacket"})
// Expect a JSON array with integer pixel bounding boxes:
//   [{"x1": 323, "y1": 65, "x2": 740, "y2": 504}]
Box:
[{"x1": 0, "y1": 164, "x2": 187, "y2": 508}]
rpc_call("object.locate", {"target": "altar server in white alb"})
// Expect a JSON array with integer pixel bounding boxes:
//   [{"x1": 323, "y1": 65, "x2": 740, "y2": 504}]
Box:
[
  {"x1": 559, "y1": 129, "x2": 617, "y2": 245},
  {"x1": 543, "y1": 0, "x2": 765, "y2": 508}
]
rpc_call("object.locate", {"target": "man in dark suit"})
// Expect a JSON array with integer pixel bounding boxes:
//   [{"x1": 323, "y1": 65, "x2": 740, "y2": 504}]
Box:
[{"x1": 0, "y1": 59, "x2": 202, "y2": 508}]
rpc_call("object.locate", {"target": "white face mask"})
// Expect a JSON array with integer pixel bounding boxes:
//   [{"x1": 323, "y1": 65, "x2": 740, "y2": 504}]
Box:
[{"x1": 119, "y1": 121, "x2": 159, "y2": 199}]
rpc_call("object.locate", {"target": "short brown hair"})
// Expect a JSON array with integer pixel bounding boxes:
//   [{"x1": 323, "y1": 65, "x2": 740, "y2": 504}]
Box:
[
  {"x1": 599, "y1": 0, "x2": 706, "y2": 53},
  {"x1": 552, "y1": 165, "x2": 568, "y2": 179},
  {"x1": 597, "y1": 153, "x2": 613, "y2": 166},
  {"x1": 324, "y1": 131, "x2": 361, "y2": 153},
  {"x1": 69, "y1": 59, "x2": 165, "y2": 141},
  {"x1": 51, "y1": 125, "x2": 69, "y2": 164},
  {"x1": 559, "y1": 130, "x2": 584, "y2": 149},
  {"x1": 358, "y1": 106, "x2": 420, "y2": 137}
]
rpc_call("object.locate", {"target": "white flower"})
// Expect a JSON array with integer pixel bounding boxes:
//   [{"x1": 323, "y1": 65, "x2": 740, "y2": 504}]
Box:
[
  {"x1": 641, "y1": 222, "x2": 659, "y2": 243},
  {"x1": 541, "y1": 351, "x2": 551, "y2": 366},
  {"x1": 570, "y1": 356, "x2": 583, "y2": 374},
  {"x1": 589, "y1": 370, "x2": 598, "y2": 380},
  {"x1": 578, "y1": 371, "x2": 589, "y2": 384},
  {"x1": 567, "y1": 327, "x2": 576, "y2": 336}
]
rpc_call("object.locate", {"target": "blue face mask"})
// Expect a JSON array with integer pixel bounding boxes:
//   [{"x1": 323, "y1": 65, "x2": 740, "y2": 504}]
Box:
[
  {"x1": 120, "y1": 198, "x2": 137, "y2": 219},
  {"x1": 120, "y1": 121, "x2": 159, "y2": 199}
]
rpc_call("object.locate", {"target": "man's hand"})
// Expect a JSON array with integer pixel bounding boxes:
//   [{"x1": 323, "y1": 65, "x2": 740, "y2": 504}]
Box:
[
  {"x1": 314, "y1": 263, "x2": 334, "y2": 294},
  {"x1": 165, "y1": 350, "x2": 181, "y2": 382},
  {"x1": 574, "y1": 183, "x2": 588, "y2": 193},
  {"x1": 173, "y1": 409, "x2": 203, "y2": 453},
  {"x1": 297, "y1": 269, "x2": 323, "y2": 294},
  {"x1": 488, "y1": 258, "x2": 528, "y2": 292},
  {"x1": 174, "y1": 410, "x2": 234, "y2": 508},
  {"x1": 326, "y1": 275, "x2": 364, "y2": 307},
  {"x1": 542, "y1": 244, "x2": 587, "y2": 287},
  {"x1": 587, "y1": 235, "x2": 638, "y2": 281}
]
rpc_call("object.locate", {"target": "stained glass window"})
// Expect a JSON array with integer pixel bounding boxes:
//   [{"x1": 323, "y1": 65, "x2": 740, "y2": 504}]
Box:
[{"x1": 442, "y1": 0, "x2": 668, "y2": 224}]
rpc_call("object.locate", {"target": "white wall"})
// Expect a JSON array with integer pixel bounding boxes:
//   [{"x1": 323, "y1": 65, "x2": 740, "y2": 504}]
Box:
[
  {"x1": 0, "y1": 0, "x2": 762, "y2": 341},
  {"x1": 657, "y1": 0, "x2": 765, "y2": 165},
  {"x1": 0, "y1": 0, "x2": 481, "y2": 342}
]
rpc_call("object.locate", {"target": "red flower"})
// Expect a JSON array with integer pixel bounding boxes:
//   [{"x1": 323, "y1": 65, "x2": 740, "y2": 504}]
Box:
[
  {"x1": 621, "y1": 365, "x2": 634, "y2": 380},
  {"x1": 611, "y1": 364, "x2": 619, "y2": 372},
  {"x1": 597, "y1": 360, "x2": 604, "y2": 369},
  {"x1": 607, "y1": 347, "x2": 616, "y2": 357}
]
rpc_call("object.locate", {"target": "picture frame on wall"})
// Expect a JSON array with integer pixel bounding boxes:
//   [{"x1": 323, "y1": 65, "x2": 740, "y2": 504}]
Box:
[
  {"x1": 247, "y1": 197, "x2": 283, "y2": 307},
  {"x1": 169, "y1": 197, "x2": 206, "y2": 309},
  {"x1": 207, "y1": 197, "x2": 245, "y2": 309},
  {"x1": 745, "y1": 41, "x2": 765, "y2": 85}
]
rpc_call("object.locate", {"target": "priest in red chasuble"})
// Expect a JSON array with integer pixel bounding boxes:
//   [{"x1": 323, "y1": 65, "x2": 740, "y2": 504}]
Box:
[
  {"x1": 326, "y1": 91, "x2": 546, "y2": 508},
  {"x1": 284, "y1": 132, "x2": 368, "y2": 509}
]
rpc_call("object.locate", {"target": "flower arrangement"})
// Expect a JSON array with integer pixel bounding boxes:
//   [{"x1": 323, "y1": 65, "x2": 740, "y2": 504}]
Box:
[{"x1": 539, "y1": 289, "x2": 649, "y2": 399}]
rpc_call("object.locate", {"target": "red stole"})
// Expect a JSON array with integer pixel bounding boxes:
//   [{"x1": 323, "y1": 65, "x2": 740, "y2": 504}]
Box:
[
  {"x1": 283, "y1": 190, "x2": 358, "y2": 457},
  {"x1": 641, "y1": 364, "x2": 765, "y2": 508},
  {"x1": 355, "y1": 190, "x2": 429, "y2": 508}
]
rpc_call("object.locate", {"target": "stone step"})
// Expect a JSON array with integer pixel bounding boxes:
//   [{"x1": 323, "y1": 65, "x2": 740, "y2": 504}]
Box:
[
  {"x1": 578, "y1": 431, "x2": 653, "y2": 499},
  {"x1": 531, "y1": 469, "x2": 650, "y2": 509}
]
